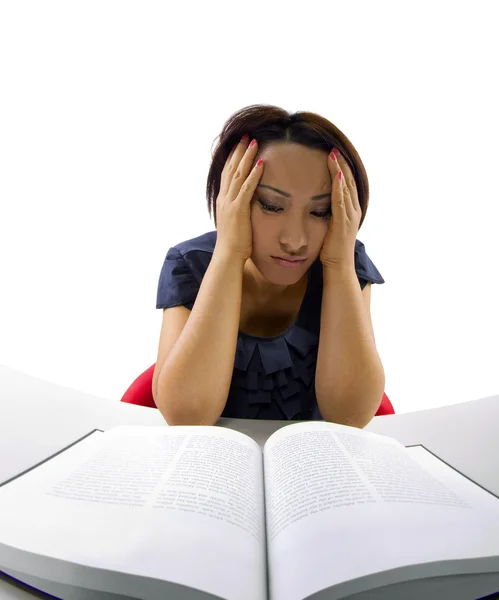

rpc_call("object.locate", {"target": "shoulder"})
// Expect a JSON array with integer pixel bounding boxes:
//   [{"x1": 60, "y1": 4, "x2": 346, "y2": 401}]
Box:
[
  {"x1": 172, "y1": 230, "x2": 217, "y2": 258},
  {"x1": 354, "y1": 239, "x2": 385, "y2": 289},
  {"x1": 156, "y1": 230, "x2": 217, "y2": 310},
  {"x1": 166, "y1": 230, "x2": 218, "y2": 281}
]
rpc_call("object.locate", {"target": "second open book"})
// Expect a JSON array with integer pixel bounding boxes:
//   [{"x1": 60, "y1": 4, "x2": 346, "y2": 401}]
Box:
[{"x1": 1, "y1": 420, "x2": 499, "y2": 600}]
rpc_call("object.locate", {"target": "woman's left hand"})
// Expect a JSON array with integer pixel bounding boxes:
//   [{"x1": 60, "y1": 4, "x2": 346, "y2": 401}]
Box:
[{"x1": 319, "y1": 148, "x2": 362, "y2": 269}]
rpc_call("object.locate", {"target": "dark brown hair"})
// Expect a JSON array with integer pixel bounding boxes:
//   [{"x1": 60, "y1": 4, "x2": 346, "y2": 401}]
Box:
[{"x1": 206, "y1": 104, "x2": 370, "y2": 229}]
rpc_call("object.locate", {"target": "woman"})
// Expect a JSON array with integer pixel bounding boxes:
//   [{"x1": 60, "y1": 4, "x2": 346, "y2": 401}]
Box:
[{"x1": 153, "y1": 104, "x2": 386, "y2": 428}]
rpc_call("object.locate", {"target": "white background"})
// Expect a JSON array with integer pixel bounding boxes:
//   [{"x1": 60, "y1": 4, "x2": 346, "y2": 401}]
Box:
[{"x1": 1, "y1": 1, "x2": 498, "y2": 414}]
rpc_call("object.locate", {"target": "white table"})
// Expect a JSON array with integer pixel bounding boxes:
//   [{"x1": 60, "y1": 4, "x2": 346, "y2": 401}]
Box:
[{"x1": 1, "y1": 364, "x2": 498, "y2": 598}]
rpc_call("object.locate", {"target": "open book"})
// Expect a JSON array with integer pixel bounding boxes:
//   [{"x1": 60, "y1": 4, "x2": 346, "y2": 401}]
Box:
[{"x1": 1, "y1": 421, "x2": 499, "y2": 600}]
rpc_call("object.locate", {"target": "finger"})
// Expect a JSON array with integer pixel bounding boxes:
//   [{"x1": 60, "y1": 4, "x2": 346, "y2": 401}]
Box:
[
  {"x1": 331, "y1": 150, "x2": 356, "y2": 192},
  {"x1": 352, "y1": 184, "x2": 361, "y2": 214},
  {"x1": 227, "y1": 139, "x2": 260, "y2": 202},
  {"x1": 220, "y1": 139, "x2": 247, "y2": 194},
  {"x1": 235, "y1": 156, "x2": 264, "y2": 207},
  {"x1": 335, "y1": 170, "x2": 345, "y2": 211},
  {"x1": 341, "y1": 172, "x2": 356, "y2": 221},
  {"x1": 329, "y1": 151, "x2": 359, "y2": 219},
  {"x1": 328, "y1": 152, "x2": 341, "y2": 187},
  {"x1": 228, "y1": 142, "x2": 241, "y2": 160},
  {"x1": 223, "y1": 143, "x2": 238, "y2": 171},
  {"x1": 338, "y1": 166, "x2": 361, "y2": 219},
  {"x1": 221, "y1": 139, "x2": 249, "y2": 189}
]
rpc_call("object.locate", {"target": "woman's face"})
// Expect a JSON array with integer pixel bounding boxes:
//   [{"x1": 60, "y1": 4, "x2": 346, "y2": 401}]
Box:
[{"x1": 249, "y1": 142, "x2": 332, "y2": 285}]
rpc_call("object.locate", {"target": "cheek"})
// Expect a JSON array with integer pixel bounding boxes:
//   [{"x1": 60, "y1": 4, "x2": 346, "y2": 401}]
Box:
[
  {"x1": 310, "y1": 224, "x2": 329, "y2": 251},
  {"x1": 249, "y1": 203, "x2": 258, "y2": 229},
  {"x1": 250, "y1": 201, "x2": 267, "y2": 224},
  {"x1": 250, "y1": 209, "x2": 269, "y2": 240}
]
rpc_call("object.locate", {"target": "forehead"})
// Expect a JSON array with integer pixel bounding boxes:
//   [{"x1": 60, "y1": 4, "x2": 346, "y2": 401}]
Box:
[{"x1": 258, "y1": 142, "x2": 330, "y2": 191}]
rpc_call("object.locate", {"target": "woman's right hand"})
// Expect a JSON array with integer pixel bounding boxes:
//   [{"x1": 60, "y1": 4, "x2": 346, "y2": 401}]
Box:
[{"x1": 214, "y1": 134, "x2": 264, "y2": 262}]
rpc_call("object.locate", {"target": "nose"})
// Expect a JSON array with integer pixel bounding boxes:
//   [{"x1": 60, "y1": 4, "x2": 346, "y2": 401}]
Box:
[{"x1": 279, "y1": 219, "x2": 307, "y2": 254}]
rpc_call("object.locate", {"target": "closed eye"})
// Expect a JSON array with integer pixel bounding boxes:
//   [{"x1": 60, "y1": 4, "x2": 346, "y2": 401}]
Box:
[{"x1": 258, "y1": 199, "x2": 331, "y2": 221}]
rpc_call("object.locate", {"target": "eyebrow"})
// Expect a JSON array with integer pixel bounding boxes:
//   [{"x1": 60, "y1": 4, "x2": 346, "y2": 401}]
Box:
[{"x1": 257, "y1": 184, "x2": 331, "y2": 200}]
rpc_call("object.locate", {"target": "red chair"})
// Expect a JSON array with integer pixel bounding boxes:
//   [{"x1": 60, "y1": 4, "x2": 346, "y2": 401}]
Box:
[
  {"x1": 121, "y1": 364, "x2": 157, "y2": 409},
  {"x1": 121, "y1": 363, "x2": 395, "y2": 416}
]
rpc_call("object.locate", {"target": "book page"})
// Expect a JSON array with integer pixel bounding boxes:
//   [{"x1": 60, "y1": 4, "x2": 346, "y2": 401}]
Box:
[
  {"x1": 0, "y1": 425, "x2": 267, "y2": 600},
  {"x1": 263, "y1": 421, "x2": 499, "y2": 600}
]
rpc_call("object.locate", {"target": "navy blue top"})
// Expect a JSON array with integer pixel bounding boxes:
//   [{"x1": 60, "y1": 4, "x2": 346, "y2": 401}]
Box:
[{"x1": 156, "y1": 231, "x2": 385, "y2": 421}]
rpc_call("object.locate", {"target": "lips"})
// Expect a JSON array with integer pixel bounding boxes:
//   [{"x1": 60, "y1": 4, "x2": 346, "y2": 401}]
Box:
[
  {"x1": 273, "y1": 257, "x2": 305, "y2": 262},
  {"x1": 272, "y1": 256, "x2": 306, "y2": 269}
]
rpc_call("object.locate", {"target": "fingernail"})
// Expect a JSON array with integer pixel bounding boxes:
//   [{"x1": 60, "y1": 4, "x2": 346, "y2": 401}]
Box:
[
  {"x1": 330, "y1": 151, "x2": 338, "y2": 162},
  {"x1": 332, "y1": 147, "x2": 340, "y2": 155},
  {"x1": 241, "y1": 134, "x2": 249, "y2": 142}
]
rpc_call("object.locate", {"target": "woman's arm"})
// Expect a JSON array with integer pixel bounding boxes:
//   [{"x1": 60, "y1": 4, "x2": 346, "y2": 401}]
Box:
[
  {"x1": 154, "y1": 247, "x2": 245, "y2": 426},
  {"x1": 315, "y1": 265, "x2": 386, "y2": 428}
]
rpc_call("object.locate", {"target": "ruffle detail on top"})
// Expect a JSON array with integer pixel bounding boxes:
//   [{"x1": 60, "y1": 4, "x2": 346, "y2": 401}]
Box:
[{"x1": 223, "y1": 324, "x2": 322, "y2": 421}]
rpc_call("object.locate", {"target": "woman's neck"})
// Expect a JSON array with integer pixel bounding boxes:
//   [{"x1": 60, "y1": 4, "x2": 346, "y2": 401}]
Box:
[{"x1": 242, "y1": 258, "x2": 307, "y2": 306}]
